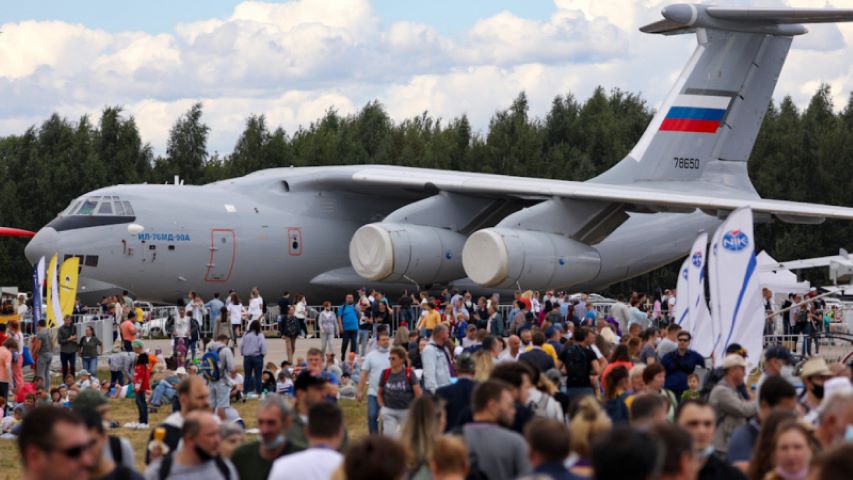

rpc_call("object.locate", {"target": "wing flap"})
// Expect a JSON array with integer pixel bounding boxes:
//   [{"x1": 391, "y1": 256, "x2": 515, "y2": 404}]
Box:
[
  {"x1": 351, "y1": 166, "x2": 853, "y2": 222},
  {"x1": 706, "y1": 7, "x2": 853, "y2": 24}
]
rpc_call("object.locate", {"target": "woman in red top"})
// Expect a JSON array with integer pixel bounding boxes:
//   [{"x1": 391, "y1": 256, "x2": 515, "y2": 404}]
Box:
[{"x1": 133, "y1": 353, "x2": 150, "y2": 427}]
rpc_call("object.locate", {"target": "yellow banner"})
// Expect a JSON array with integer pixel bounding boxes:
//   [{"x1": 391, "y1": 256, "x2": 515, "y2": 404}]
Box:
[
  {"x1": 59, "y1": 257, "x2": 80, "y2": 318},
  {"x1": 46, "y1": 254, "x2": 59, "y2": 327}
]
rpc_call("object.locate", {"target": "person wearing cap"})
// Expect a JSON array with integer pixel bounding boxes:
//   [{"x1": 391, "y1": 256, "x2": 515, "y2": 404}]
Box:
[
  {"x1": 149, "y1": 367, "x2": 188, "y2": 412},
  {"x1": 436, "y1": 352, "x2": 478, "y2": 432},
  {"x1": 799, "y1": 356, "x2": 833, "y2": 424},
  {"x1": 813, "y1": 376, "x2": 853, "y2": 448},
  {"x1": 756, "y1": 345, "x2": 795, "y2": 402},
  {"x1": 286, "y1": 371, "x2": 350, "y2": 452},
  {"x1": 76, "y1": 370, "x2": 100, "y2": 391},
  {"x1": 708, "y1": 354, "x2": 758, "y2": 455},
  {"x1": 120, "y1": 311, "x2": 138, "y2": 353}
]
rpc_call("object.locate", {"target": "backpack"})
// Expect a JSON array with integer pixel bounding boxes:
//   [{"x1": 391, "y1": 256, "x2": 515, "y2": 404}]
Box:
[
  {"x1": 562, "y1": 345, "x2": 591, "y2": 386},
  {"x1": 527, "y1": 392, "x2": 554, "y2": 418},
  {"x1": 158, "y1": 452, "x2": 231, "y2": 480},
  {"x1": 200, "y1": 346, "x2": 225, "y2": 382}
]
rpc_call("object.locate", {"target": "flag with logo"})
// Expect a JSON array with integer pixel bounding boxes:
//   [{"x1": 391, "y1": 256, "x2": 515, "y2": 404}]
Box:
[
  {"x1": 59, "y1": 257, "x2": 80, "y2": 318},
  {"x1": 708, "y1": 207, "x2": 763, "y2": 366},
  {"x1": 675, "y1": 257, "x2": 690, "y2": 330},
  {"x1": 687, "y1": 232, "x2": 714, "y2": 357}
]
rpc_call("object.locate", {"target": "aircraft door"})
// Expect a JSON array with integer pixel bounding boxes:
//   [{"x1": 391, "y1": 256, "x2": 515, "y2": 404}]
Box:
[{"x1": 205, "y1": 229, "x2": 235, "y2": 282}]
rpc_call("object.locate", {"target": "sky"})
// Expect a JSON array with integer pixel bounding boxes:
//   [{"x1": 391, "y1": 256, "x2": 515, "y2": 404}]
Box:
[{"x1": 2, "y1": 0, "x2": 853, "y2": 155}]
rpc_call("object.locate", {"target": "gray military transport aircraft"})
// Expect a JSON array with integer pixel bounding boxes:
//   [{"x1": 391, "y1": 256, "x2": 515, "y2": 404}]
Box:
[{"x1": 23, "y1": 4, "x2": 853, "y2": 303}]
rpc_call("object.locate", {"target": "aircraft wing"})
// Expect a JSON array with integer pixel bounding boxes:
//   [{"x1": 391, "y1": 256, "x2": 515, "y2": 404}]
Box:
[{"x1": 350, "y1": 166, "x2": 853, "y2": 222}]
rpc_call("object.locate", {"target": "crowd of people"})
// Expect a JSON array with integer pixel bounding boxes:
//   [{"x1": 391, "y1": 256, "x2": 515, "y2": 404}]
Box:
[{"x1": 5, "y1": 287, "x2": 853, "y2": 480}]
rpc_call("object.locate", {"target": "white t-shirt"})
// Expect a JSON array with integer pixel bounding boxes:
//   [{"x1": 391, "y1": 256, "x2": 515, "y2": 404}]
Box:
[
  {"x1": 228, "y1": 304, "x2": 244, "y2": 325},
  {"x1": 248, "y1": 297, "x2": 264, "y2": 320},
  {"x1": 268, "y1": 447, "x2": 343, "y2": 480},
  {"x1": 174, "y1": 316, "x2": 190, "y2": 337}
]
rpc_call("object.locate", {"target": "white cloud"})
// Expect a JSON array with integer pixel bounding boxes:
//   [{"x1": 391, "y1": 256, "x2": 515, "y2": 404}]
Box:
[{"x1": 0, "y1": 0, "x2": 851, "y2": 155}]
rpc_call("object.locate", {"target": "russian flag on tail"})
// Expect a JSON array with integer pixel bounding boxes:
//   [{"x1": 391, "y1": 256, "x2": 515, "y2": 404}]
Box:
[{"x1": 659, "y1": 94, "x2": 732, "y2": 133}]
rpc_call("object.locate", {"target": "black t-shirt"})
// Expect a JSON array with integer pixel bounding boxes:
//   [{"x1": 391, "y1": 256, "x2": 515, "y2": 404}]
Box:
[
  {"x1": 559, "y1": 344, "x2": 596, "y2": 388},
  {"x1": 518, "y1": 348, "x2": 555, "y2": 373},
  {"x1": 278, "y1": 298, "x2": 291, "y2": 315}
]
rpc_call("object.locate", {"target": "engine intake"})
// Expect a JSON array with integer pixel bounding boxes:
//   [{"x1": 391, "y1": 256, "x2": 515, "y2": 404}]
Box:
[
  {"x1": 462, "y1": 228, "x2": 601, "y2": 289},
  {"x1": 349, "y1": 223, "x2": 466, "y2": 284}
]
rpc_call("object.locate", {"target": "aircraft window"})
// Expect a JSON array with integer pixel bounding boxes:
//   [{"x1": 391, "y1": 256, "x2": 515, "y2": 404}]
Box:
[
  {"x1": 113, "y1": 200, "x2": 126, "y2": 216},
  {"x1": 76, "y1": 198, "x2": 99, "y2": 215},
  {"x1": 97, "y1": 201, "x2": 113, "y2": 215},
  {"x1": 122, "y1": 201, "x2": 134, "y2": 215},
  {"x1": 84, "y1": 255, "x2": 98, "y2": 267}
]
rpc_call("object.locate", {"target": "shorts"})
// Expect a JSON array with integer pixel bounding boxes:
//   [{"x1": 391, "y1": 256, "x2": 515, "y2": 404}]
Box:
[{"x1": 209, "y1": 381, "x2": 231, "y2": 409}]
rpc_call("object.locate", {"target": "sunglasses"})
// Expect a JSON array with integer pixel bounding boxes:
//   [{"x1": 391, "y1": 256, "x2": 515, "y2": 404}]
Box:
[
  {"x1": 677, "y1": 338, "x2": 691, "y2": 342},
  {"x1": 50, "y1": 438, "x2": 97, "y2": 459}
]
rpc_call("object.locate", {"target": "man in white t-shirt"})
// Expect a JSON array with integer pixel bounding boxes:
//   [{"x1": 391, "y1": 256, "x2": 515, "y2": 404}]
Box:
[{"x1": 268, "y1": 402, "x2": 344, "y2": 480}]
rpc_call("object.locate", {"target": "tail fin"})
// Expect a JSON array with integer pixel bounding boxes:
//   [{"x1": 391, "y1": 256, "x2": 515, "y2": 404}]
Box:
[{"x1": 594, "y1": 4, "x2": 853, "y2": 191}]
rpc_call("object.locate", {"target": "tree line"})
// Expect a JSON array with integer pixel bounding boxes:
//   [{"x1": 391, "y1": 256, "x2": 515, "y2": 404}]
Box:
[{"x1": 0, "y1": 86, "x2": 851, "y2": 295}]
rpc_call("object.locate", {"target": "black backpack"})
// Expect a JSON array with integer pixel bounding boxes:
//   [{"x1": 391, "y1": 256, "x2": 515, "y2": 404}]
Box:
[{"x1": 562, "y1": 345, "x2": 590, "y2": 386}]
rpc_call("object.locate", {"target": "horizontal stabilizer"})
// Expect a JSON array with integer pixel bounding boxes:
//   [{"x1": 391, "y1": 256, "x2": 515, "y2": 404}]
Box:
[
  {"x1": 706, "y1": 7, "x2": 853, "y2": 24},
  {"x1": 642, "y1": 4, "x2": 853, "y2": 35}
]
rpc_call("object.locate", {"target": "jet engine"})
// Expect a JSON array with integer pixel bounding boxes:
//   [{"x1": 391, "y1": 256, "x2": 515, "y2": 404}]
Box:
[
  {"x1": 462, "y1": 228, "x2": 601, "y2": 289},
  {"x1": 349, "y1": 223, "x2": 466, "y2": 284}
]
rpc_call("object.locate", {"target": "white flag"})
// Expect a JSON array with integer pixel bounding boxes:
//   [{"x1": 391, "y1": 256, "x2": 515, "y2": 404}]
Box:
[
  {"x1": 675, "y1": 257, "x2": 690, "y2": 330},
  {"x1": 708, "y1": 207, "x2": 764, "y2": 367},
  {"x1": 36, "y1": 256, "x2": 46, "y2": 289},
  {"x1": 687, "y1": 232, "x2": 714, "y2": 357}
]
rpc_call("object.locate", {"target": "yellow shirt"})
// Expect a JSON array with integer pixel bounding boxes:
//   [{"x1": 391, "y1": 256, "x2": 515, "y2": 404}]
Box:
[{"x1": 420, "y1": 311, "x2": 442, "y2": 330}]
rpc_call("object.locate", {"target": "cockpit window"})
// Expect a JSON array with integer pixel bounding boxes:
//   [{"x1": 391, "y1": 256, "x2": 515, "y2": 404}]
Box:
[
  {"x1": 66, "y1": 196, "x2": 134, "y2": 217},
  {"x1": 76, "y1": 198, "x2": 99, "y2": 215}
]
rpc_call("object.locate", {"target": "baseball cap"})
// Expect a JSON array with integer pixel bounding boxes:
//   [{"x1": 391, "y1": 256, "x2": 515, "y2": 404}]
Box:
[
  {"x1": 79, "y1": 370, "x2": 90, "y2": 377},
  {"x1": 175, "y1": 367, "x2": 188, "y2": 376},
  {"x1": 800, "y1": 357, "x2": 832, "y2": 379},
  {"x1": 131, "y1": 340, "x2": 144, "y2": 349},
  {"x1": 765, "y1": 346, "x2": 794, "y2": 364},
  {"x1": 818, "y1": 377, "x2": 853, "y2": 414},
  {"x1": 544, "y1": 327, "x2": 556, "y2": 337},
  {"x1": 726, "y1": 343, "x2": 747, "y2": 358},
  {"x1": 722, "y1": 354, "x2": 748, "y2": 370},
  {"x1": 294, "y1": 371, "x2": 326, "y2": 391}
]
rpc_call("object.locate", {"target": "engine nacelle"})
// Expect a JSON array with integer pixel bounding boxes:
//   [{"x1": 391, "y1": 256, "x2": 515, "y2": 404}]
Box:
[
  {"x1": 462, "y1": 228, "x2": 601, "y2": 289},
  {"x1": 349, "y1": 223, "x2": 466, "y2": 284}
]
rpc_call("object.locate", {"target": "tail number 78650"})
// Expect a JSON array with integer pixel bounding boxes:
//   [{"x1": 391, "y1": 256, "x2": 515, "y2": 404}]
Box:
[{"x1": 673, "y1": 157, "x2": 700, "y2": 169}]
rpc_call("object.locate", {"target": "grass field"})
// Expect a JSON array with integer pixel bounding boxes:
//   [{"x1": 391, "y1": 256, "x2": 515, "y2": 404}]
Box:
[{"x1": 0, "y1": 395, "x2": 369, "y2": 479}]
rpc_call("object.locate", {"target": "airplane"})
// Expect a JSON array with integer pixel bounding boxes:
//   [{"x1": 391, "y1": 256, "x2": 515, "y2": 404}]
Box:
[
  {"x1": 23, "y1": 4, "x2": 853, "y2": 304},
  {"x1": 758, "y1": 248, "x2": 853, "y2": 285}
]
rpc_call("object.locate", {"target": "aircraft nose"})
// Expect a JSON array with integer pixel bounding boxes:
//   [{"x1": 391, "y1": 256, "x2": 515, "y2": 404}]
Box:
[{"x1": 25, "y1": 227, "x2": 59, "y2": 263}]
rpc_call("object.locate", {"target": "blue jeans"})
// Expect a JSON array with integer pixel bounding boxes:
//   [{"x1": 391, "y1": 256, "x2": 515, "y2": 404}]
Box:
[
  {"x1": 358, "y1": 329, "x2": 371, "y2": 356},
  {"x1": 341, "y1": 330, "x2": 357, "y2": 358},
  {"x1": 244, "y1": 355, "x2": 264, "y2": 395},
  {"x1": 150, "y1": 381, "x2": 176, "y2": 406},
  {"x1": 82, "y1": 357, "x2": 98, "y2": 375},
  {"x1": 110, "y1": 371, "x2": 124, "y2": 389},
  {"x1": 367, "y1": 394, "x2": 380, "y2": 434}
]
